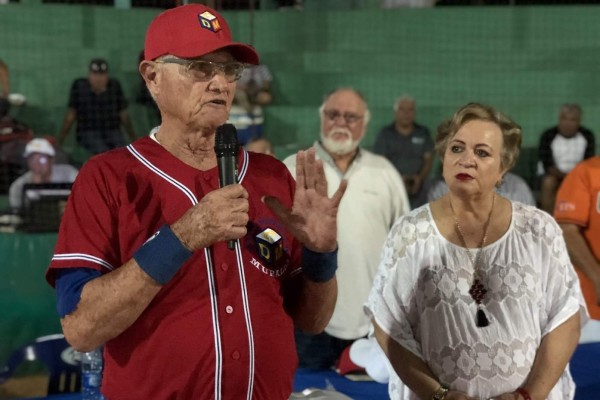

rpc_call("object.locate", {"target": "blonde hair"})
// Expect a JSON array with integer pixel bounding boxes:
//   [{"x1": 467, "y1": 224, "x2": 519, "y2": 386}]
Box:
[{"x1": 435, "y1": 102, "x2": 522, "y2": 171}]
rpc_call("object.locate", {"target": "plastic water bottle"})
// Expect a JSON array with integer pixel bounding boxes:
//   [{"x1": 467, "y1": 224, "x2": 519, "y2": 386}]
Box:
[{"x1": 81, "y1": 348, "x2": 105, "y2": 400}]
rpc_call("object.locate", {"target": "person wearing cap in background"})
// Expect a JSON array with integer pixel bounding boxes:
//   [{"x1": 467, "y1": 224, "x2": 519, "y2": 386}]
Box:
[
  {"x1": 8, "y1": 138, "x2": 78, "y2": 210},
  {"x1": 46, "y1": 5, "x2": 345, "y2": 400},
  {"x1": 57, "y1": 58, "x2": 136, "y2": 155},
  {"x1": 228, "y1": 63, "x2": 274, "y2": 145}
]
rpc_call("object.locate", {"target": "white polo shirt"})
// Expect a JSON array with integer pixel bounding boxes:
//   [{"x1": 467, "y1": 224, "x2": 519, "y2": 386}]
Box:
[
  {"x1": 551, "y1": 132, "x2": 589, "y2": 173},
  {"x1": 284, "y1": 142, "x2": 410, "y2": 339}
]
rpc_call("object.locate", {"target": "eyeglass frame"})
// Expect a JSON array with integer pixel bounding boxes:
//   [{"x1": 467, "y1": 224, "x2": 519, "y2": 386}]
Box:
[
  {"x1": 154, "y1": 58, "x2": 247, "y2": 83},
  {"x1": 322, "y1": 109, "x2": 365, "y2": 125}
]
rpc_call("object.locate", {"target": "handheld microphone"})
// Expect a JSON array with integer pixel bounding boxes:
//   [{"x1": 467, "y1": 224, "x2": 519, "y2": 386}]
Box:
[{"x1": 215, "y1": 123, "x2": 239, "y2": 250}]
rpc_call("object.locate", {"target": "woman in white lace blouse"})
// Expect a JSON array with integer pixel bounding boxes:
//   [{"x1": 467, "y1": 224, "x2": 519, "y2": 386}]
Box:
[{"x1": 366, "y1": 103, "x2": 588, "y2": 400}]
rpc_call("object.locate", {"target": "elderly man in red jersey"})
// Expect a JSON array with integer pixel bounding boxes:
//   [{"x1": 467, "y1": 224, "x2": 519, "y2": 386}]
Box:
[{"x1": 46, "y1": 5, "x2": 345, "y2": 399}]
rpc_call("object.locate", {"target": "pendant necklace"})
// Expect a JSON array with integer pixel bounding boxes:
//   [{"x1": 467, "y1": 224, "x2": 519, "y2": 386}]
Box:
[{"x1": 449, "y1": 193, "x2": 496, "y2": 327}]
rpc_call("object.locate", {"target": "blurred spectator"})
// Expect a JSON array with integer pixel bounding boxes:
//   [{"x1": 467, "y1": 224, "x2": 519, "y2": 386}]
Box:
[
  {"x1": 229, "y1": 64, "x2": 273, "y2": 145},
  {"x1": 382, "y1": 0, "x2": 436, "y2": 7},
  {"x1": 436, "y1": 0, "x2": 485, "y2": 4},
  {"x1": 0, "y1": 59, "x2": 27, "y2": 107},
  {"x1": 554, "y1": 156, "x2": 600, "y2": 322},
  {"x1": 9, "y1": 138, "x2": 78, "y2": 210},
  {"x1": 238, "y1": 64, "x2": 273, "y2": 108},
  {"x1": 245, "y1": 136, "x2": 274, "y2": 157},
  {"x1": 0, "y1": 97, "x2": 33, "y2": 194},
  {"x1": 0, "y1": 97, "x2": 32, "y2": 140},
  {"x1": 538, "y1": 103, "x2": 595, "y2": 213},
  {"x1": 136, "y1": 50, "x2": 161, "y2": 125},
  {"x1": 57, "y1": 58, "x2": 136, "y2": 155},
  {"x1": 0, "y1": 59, "x2": 9, "y2": 98},
  {"x1": 284, "y1": 88, "x2": 410, "y2": 369},
  {"x1": 373, "y1": 95, "x2": 433, "y2": 209},
  {"x1": 276, "y1": 0, "x2": 303, "y2": 10}
]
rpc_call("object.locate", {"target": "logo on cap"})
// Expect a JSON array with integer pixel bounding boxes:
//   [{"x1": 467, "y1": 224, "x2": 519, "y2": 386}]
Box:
[{"x1": 198, "y1": 11, "x2": 221, "y2": 33}]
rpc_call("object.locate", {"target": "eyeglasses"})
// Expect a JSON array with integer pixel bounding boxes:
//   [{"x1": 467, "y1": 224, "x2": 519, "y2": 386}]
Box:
[
  {"x1": 155, "y1": 58, "x2": 246, "y2": 83},
  {"x1": 323, "y1": 109, "x2": 363, "y2": 125}
]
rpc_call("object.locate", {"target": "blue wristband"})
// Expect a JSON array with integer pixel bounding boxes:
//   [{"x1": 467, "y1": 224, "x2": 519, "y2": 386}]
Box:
[
  {"x1": 301, "y1": 246, "x2": 338, "y2": 282},
  {"x1": 133, "y1": 225, "x2": 193, "y2": 285}
]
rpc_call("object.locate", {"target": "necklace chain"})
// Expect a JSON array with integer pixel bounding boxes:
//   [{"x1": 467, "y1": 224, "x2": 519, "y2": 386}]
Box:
[{"x1": 449, "y1": 194, "x2": 496, "y2": 302}]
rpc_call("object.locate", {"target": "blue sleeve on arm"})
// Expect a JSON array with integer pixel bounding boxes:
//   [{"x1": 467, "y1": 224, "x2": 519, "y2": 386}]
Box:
[{"x1": 55, "y1": 268, "x2": 102, "y2": 318}]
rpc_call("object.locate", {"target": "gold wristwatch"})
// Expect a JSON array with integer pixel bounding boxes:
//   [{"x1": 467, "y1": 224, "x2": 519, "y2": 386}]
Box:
[{"x1": 431, "y1": 384, "x2": 449, "y2": 400}]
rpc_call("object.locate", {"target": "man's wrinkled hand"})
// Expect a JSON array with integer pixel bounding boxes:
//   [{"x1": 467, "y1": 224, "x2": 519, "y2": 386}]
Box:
[
  {"x1": 171, "y1": 184, "x2": 249, "y2": 250},
  {"x1": 263, "y1": 148, "x2": 347, "y2": 253}
]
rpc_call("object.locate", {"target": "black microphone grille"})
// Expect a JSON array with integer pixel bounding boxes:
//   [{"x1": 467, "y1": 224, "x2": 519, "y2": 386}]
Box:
[{"x1": 215, "y1": 124, "x2": 239, "y2": 153}]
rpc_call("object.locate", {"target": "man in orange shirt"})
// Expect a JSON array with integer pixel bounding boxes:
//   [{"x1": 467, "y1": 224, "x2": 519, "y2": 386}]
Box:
[{"x1": 554, "y1": 156, "x2": 600, "y2": 321}]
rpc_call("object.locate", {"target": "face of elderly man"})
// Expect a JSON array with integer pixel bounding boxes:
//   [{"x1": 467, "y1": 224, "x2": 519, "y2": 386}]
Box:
[
  {"x1": 557, "y1": 108, "x2": 581, "y2": 138},
  {"x1": 395, "y1": 98, "x2": 416, "y2": 128},
  {"x1": 319, "y1": 89, "x2": 367, "y2": 156},
  {"x1": 151, "y1": 49, "x2": 238, "y2": 132}
]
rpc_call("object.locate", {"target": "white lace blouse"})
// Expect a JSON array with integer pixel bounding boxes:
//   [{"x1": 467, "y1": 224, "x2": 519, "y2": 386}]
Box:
[{"x1": 366, "y1": 202, "x2": 588, "y2": 400}]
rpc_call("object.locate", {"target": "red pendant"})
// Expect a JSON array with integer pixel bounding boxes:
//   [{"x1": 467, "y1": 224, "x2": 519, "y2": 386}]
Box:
[{"x1": 469, "y1": 278, "x2": 487, "y2": 304}]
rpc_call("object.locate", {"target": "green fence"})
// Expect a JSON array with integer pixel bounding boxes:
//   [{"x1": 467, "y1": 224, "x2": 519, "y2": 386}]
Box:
[
  {"x1": 2, "y1": 4, "x2": 600, "y2": 161},
  {"x1": 0, "y1": 233, "x2": 61, "y2": 364}
]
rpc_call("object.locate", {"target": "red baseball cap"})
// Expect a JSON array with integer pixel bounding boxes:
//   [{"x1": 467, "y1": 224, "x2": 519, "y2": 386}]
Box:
[{"x1": 144, "y1": 4, "x2": 259, "y2": 65}]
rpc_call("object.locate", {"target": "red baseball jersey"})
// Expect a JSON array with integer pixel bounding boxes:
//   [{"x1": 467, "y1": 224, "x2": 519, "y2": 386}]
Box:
[
  {"x1": 47, "y1": 136, "x2": 302, "y2": 399},
  {"x1": 554, "y1": 156, "x2": 600, "y2": 320}
]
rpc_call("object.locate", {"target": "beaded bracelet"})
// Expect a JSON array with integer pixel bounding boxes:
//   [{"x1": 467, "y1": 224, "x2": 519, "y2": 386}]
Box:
[{"x1": 515, "y1": 387, "x2": 532, "y2": 400}]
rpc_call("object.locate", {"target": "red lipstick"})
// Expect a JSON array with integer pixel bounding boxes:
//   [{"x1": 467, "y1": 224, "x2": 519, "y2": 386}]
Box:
[{"x1": 455, "y1": 173, "x2": 473, "y2": 181}]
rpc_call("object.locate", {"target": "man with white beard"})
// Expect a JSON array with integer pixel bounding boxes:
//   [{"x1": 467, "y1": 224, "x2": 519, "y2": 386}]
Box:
[{"x1": 283, "y1": 88, "x2": 410, "y2": 370}]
